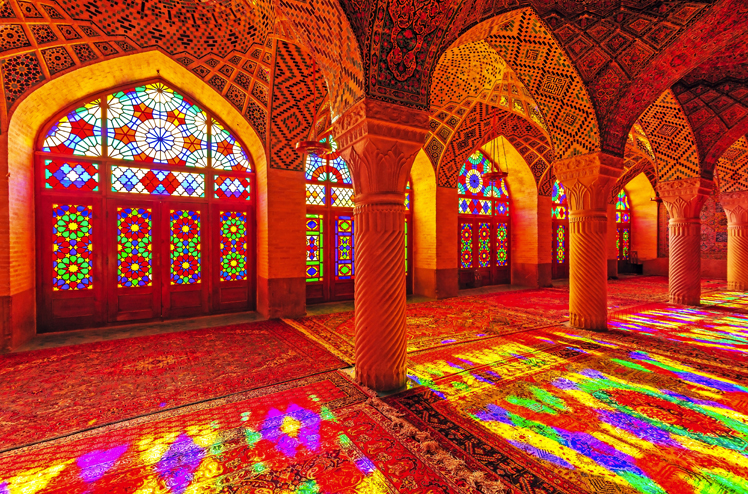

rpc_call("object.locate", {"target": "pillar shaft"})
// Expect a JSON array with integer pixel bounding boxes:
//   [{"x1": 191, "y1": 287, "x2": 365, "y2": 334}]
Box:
[
  {"x1": 334, "y1": 99, "x2": 429, "y2": 392},
  {"x1": 721, "y1": 190, "x2": 748, "y2": 292},
  {"x1": 353, "y1": 196, "x2": 407, "y2": 389},
  {"x1": 657, "y1": 178, "x2": 712, "y2": 305},
  {"x1": 555, "y1": 152, "x2": 622, "y2": 331}
]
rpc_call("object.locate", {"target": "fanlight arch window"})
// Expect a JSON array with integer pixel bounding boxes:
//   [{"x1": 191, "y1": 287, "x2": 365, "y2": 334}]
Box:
[
  {"x1": 551, "y1": 179, "x2": 569, "y2": 279},
  {"x1": 616, "y1": 189, "x2": 632, "y2": 261},
  {"x1": 457, "y1": 149, "x2": 510, "y2": 287},
  {"x1": 36, "y1": 82, "x2": 255, "y2": 332}
]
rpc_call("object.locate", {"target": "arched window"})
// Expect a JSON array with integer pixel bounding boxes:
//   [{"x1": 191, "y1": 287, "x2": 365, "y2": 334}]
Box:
[
  {"x1": 405, "y1": 178, "x2": 413, "y2": 294},
  {"x1": 37, "y1": 82, "x2": 255, "y2": 332},
  {"x1": 457, "y1": 149, "x2": 510, "y2": 288},
  {"x1": 551, "y1": 179, "x2": 569, "y2": 279},
  {"x1": 305, "y1": 136, "x2": 355, "y2": 303},
  {"x1": 616, "y1": 189, "x2": 632, "y2": 260}
]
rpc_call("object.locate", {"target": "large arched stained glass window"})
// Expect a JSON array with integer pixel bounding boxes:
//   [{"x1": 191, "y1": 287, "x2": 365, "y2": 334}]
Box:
[
  {"x1": 37, "y1": 82, "x2": 255, "y2": 332},
  {"x1": 305, "y1": 135, "x2": 356, "y2": 304},
  {"x1": 457, "y1": 149, "x2": 510, "y2": 288},
  {"x1": 551, "y1": 179, "x2": 569, "y2": 280},
  {"x1": 616, "y1": 189, "x2": 632, "y2": 261}
]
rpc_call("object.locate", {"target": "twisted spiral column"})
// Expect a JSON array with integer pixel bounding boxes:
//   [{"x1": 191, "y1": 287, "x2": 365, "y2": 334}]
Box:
[
  {"x1": 668, "y1": 218, "x2": 701, "y2": 305},
  {"x1": 353, "y1": 195, "x2": 407, "y2": 391},
  {"x1": 728, "y1": 224, "x2": 748, "y2": 291},
  {"x1": 568, "y1": 211, "x2": 608, "y2": 330}
]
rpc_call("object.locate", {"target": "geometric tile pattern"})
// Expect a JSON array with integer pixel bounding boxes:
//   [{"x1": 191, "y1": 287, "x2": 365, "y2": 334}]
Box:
[
  {"x1": 639, "y1": 89, "x2": 701, "y2": 182},
  {"x1": 716, "y1": 135, "x2": 748, "y2": 193},
  {"x1": 672, "y1": 39, "x2": 748, "y2": 173},
  {"x1": 437, "y1": 102, "x2": 552, "y2": 188},
  {"x1": 483, "y1": 9, "x2": 600, "y2": 159},
  {"x1": 268, "y1": 40, "x2": 327, "y2": 172},
  {"x1": 700, "y1": 192, "x2": 728, "y2": 260},
  {"x1": 427, "y1": 65, "x2": 551, "y2": 170}
]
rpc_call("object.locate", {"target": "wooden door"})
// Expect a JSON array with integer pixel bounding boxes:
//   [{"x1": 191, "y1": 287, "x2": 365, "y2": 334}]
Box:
[
  {"x1": 37, "y1": 197, "x2": 105, "y2": 332},
  {"x1": 329, "y1": 214, "x2": 355, "y2": 301},
  {"x1": 211, "y1": 204, "x2": 256, "y2": 312},
  {"x1": 161, "y1": 203, "x2": 209, "y2": 319},
  {"x1": 107, "y1": 199, "x2": 162, "y2": 322}
]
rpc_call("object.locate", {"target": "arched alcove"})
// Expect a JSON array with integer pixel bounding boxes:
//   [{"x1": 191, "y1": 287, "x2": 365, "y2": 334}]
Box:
[{"x1": 3, "y1": 51, "x2": 267, "y2": 346}]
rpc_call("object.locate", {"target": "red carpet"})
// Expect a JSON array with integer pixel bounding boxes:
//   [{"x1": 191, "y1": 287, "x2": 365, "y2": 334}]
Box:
[
  {"x1": 289, "y1": 292, "x2": 558, "y2": 363},
  {"x1": 0, "y1": 372, "x2": 466, "y2": 493},
  {"x1": 0, "y1": 320, "x2": 345, "y2": 450}
]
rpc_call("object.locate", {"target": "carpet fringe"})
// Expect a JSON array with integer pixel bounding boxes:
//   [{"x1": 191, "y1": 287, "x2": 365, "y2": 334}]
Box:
[{"x1": 365, "y1": 395, "x2": 506, "y2": 494}]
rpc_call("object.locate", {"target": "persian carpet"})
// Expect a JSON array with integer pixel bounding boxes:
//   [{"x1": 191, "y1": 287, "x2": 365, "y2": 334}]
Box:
[
  {"x1": 0, "y1": 320, "x2": 345, "y2": 450},
  {"x1": 0, "y1": 372, "x2": 470, "y2": 494},
  {"x1": 388, "y1": 326, "x2": 748, "y2": 494},
  {"x1": 288, "y1": 293, "x2": 558, "y2": 363}
]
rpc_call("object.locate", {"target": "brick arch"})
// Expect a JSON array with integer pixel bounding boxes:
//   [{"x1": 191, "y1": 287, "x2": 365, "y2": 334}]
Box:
[
  {"x1": 715, "y1": 135, "x2": 748, "y2": 193},
  {"x1": 611, "y1": 155, "x2": 657, "y2": 203},
  {"x1": 436, "y1": 102, "x2": 552, "y2": 188},
  {"x1": 426, "y1": 65, "x2": 552, "y2": 170},
  {"x1": 599, "y1": 0, "x2": 748, "y2": 157},
  {"x1": 638, "y1": 89, "x2": 700, "y2": 182},
  {"x1": 4, "y1": 50, "x2": 268, "y2": 336},
  {"x1": 444, "y1": 8, "x2": 600, "y2": 160},
  {"x1": 274, "y1": 0, "x2": 365, "y2": 117}
]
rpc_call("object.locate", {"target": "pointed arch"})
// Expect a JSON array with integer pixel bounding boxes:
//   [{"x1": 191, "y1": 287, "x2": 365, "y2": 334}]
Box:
[
  {"x1": 638, "y1": 89, "x2": 701, "y2": 182},
  {"x1": 716, "y1": 135, "x2": 748, "y2": 193}
]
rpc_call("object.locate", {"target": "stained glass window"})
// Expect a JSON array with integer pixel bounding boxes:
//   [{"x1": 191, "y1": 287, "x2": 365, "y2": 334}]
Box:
[
  {"x1": 616, "y1": 190, "x2": 631, "y2": 261},
  {"x1": 107, "y1": 83, "x2": 210, "y2": 167},
  {"x1": 458, "y1": 148, "x2": 510, "y2": 273},
  {"x1": 43, "y1": 100, "x2": 102, "y2": 156},
  {"x1": 478, "y1": 222, "x2": 491, "y2": 267},
  {"x1": 111, "y1": 166, "x2": 204, "y2": 197},
  {"x1": 306, "y1": 214, "x2": 323, "y2": 282},
  {"x1": 214, "y1": 176, "x2": 251, "y2": 200},
  {"x1": 497, "y1": 223, "x2": 508, "y2": 266},
  {"x1": 460, "y1": 222, "x2": 473, "y2": 269},
  {"x1": 306, "y1": 184, "x2": 326, "y2": 206},
  {"x1": 45, "y1": 159, "x2": 99, "y2": 191},
  {"x1": 117, "y1": 207, "x2": 152, "y2": 287},
  {"x1": 52, "y1": 204, "x2": 93, "y2": 291},
  {"x1": 219, "y1": 212, "x2": 247, "y2": 281},
  {"x1": 556, "y1": 225, "x2": 566, "y2": 263},
  {"x1": 405, "y1": 180, "x2": 411, "y2": 211},
  {"x1": 170, "y1": 210, "x2": 201, "y2": 285},
  {"x1": 552, "y1": 179, "x2": 567, "y2": 219},
  {"x1": 211, "y1": 119, "x2": 251, "y2": 172},
  {"x1": 330, "y1": 187, "x2": 354, "y2": 207},
  {"x1": 335, "y1": 216, "x2": 354, "y2": 280}
]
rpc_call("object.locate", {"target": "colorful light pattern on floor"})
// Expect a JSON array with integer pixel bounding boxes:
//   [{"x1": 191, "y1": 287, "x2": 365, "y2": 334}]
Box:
[
  {"x1": 392, "y1": 326, "x2": 748, "y2": 494},
  {"x1": 609, "y1": 303, "x2": 748, "y2": 359},
  {"x1": 0, "y1": 376, "x2": 460, "y2": 494}
]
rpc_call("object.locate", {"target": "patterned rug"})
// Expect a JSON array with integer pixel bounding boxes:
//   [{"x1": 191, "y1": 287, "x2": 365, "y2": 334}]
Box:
[
  {"x1": 0, "y1": 372, "x2": 469, "y2": 494},
  {"x1": 288, "y1": 293, "x2": 559, "y2": 363},
  {"x1": 0, "y1": 320, "x2": 345, "y2": 450},
  {"x1": 388, "y1": 326, "x2": 748, "y2": 494}
]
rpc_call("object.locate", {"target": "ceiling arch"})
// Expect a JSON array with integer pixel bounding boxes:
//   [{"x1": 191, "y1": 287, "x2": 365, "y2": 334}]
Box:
[
  {"x1": 436, "y1": 102, "x2": 552, "y2": 188},
  {"x1": 715, "y1": 135, "x2": 748, "y2": 193},
  {"x1": 638, "y1": 89, "x2": 700, "y2": 182},
  {"x1": 672, "y1": 39, "x2": 748, "y2": 175}
]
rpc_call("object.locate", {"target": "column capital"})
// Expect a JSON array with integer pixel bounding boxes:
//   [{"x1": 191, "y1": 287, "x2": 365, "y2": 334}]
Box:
[
  {"x1": 720, "y1": 190, "x2": 748, "y2": 226},
  {"x1": 656, "y1": 177, "x2": 713, "y2": 220},
  {"x1": 333, "y1": 98, "x2": 430, "y2": 195},
  {"x1": 554, "y1": 152, "x2": 623, "y2": 211}
]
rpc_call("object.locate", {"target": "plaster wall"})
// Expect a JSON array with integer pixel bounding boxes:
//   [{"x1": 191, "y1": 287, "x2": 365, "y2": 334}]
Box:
[{"x1": 625, "y1": 172, "x2": 658, "y2": 261}]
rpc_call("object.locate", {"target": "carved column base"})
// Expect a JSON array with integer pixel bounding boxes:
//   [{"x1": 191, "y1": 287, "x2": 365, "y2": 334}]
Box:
[
  {"x1": 569, "y1": 211, "x2": 608, "y2": 331},
  {"x1": 353, "y1": 195, "x2": 407, "y2": 392},
  {"x1": 668, "y1": 218, "x2": 701, "y2": 305},
  {"x1": 728, "y1": 225, "x2": 748, "y2": 292}
]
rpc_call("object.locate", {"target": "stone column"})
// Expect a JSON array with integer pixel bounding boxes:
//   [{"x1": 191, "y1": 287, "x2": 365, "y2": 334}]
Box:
[
  {"x1": 657, "y1": 178, "x2": 712, "y2": 305},
  {"x1": 334, "y1": 99, "x2": 429, "y2": 392},
  {"x1": 720, "y1": 190, "x2": 748, "y2": 291},
  {"x1": 555, "y1": 153, "x2": 622, "y2": 331}
]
